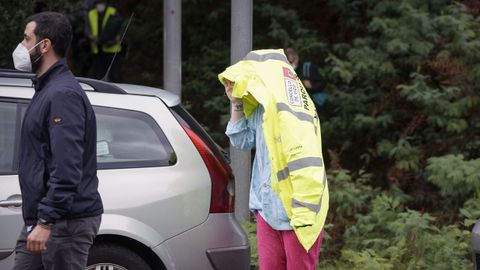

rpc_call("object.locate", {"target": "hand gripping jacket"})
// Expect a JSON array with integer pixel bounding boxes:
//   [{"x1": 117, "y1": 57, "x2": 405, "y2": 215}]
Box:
[{"x1": 219, "y1": 49, "x2": 329, "y2": 251}]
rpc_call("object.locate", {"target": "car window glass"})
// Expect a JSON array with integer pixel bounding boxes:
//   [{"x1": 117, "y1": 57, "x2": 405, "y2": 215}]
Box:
[
  {"x1": 94, "y1": 106, "x2": 175, "y2": 169},
  {"x1": 171, "y1": 105, "x2": 230, "y2": 164},
  {"x1": 0, "y1": 102, "x2": 17, "y2": 173}
]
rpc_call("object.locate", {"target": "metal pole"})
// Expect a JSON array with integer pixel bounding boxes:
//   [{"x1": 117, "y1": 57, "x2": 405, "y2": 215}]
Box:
[
  {"x1": 164, "y1": 0, "x2": 182, "y2": 99},
  {"x1": 231, "y1": 0, "x2": 252, "y2": 222}
]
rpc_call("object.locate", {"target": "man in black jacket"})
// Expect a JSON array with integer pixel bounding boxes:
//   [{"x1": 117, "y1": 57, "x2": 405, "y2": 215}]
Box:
[
  {"x1": 11, "y1": 12, "x2": 103, "y2": 270},
  {"x1": 285, "y1": 48, "x2": 327, "y2": 112}
]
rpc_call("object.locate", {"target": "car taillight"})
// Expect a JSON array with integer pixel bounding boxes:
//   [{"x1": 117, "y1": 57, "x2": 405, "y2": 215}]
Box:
[{"x1": 181, "y1": 124, "x2": 235, "y2": 213}]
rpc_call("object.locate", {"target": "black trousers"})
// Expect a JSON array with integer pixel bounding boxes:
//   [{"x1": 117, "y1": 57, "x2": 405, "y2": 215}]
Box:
[
  {"x1": 12, "y1": 215, "x2": 101, "y2": 270},
  {"x1": 91, "y1": 52, "x2": 122, "y2": 83}
]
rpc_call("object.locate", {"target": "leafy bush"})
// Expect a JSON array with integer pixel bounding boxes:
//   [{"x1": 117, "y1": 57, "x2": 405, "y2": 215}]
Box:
[
  {"x1": 238, "y1": 1, "x2": 480, "y2": 268},
  {"x1": 325, "y1": 194, "x2": 472, "y2": 269},
  {"x1": 328, "y1": 169, "x2": 376, "y2": 222},
  {"x1": 426, "y1": 155, "x2": 480, "y2": 202}
]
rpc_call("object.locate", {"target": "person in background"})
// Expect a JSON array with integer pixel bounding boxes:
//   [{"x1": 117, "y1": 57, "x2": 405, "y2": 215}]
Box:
[
  {"x1": 11, "y1": 11, "x2": 103, "y2": 270},
  {"x1": 85, "y1": 0, "x2": 123, "y2": 82},
  {"x1": 285, "y1": 47, "x2": 327, "y2": 112}
]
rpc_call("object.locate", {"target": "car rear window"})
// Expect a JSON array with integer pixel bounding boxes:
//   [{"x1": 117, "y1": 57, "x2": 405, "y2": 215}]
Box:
[
  {"x1": 95, "y1": 106, "x2": 176, "y2": 169},
  {"x1": 170, "y1": 105, "x2": 230, "y2": 164}
]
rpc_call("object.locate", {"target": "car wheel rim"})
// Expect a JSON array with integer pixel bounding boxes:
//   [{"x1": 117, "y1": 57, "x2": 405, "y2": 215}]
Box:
[{"x1": 86, "y1": 263, "x2": 129, "y2": 270}]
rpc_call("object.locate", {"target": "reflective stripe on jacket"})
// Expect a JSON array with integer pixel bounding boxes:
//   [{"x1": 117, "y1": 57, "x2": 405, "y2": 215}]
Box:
[
  {"x1": 88, "y1": 6, "x2": 122, "y2": 54},
  {"x1": 218, "y1": 49, "x2": 329, "y2": 251}
]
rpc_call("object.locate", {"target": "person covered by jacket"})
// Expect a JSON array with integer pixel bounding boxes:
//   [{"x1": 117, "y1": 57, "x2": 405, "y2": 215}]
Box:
[
  {"x1": 11, "y1": 11, "x2": 103, "y2": 270},
  {"x1": 85, "y1": 0, "x2": 123, "y2": 82},
  {"x1": 285, "y1": 47, "x2": 327, "y2": 111},
  {"x1": 220, "y1": 49, "x2": 328, "y2": 270}
]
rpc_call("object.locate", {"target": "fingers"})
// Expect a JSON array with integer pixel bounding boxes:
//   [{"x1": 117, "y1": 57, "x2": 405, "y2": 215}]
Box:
[
  {"x1": 223, "y1": 80, "x2": 236, "y2": 102},
  {"x1": 27, "y1": 236, "x2": 45, "y2": 253},
  {"x1": 26, "y1": 237, "x2": 32, "y2": 252},
  {"x1": 223, "y1": 80, "x2": 232, "y2": 91},
  {"x1": 302, "y1": 79, "x2": 312, "y2": 89},
  {"x1": 26, "y1": 226, "x2": 50, "y2": 254}
]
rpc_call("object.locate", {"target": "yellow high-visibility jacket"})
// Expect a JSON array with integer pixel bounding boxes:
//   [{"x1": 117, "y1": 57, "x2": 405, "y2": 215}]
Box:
[
  {"x1": 88, "y1": 6, "x2": 122, "y2": 54},
  {"x1": 218, "y1": 49, "x2": 329, "y2": 251}
]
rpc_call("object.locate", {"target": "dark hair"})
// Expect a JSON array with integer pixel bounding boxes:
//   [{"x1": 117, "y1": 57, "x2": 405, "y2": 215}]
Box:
[
  {"x1": 25, "y1": 12, "x2": 72, "y2": 58},
  {"x1": 285, "y1": 47, "x2": 298, "y2": 56}
]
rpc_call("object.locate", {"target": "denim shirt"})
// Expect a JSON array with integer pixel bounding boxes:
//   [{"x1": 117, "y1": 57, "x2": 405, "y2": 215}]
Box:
[{"x1": 226, "y1": 106, "x2": 292, "y2": 230}]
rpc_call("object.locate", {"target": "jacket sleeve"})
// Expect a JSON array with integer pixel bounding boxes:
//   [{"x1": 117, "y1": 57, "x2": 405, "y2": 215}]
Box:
[
  {"x1": 278, "y1": 109, "x2": 325, "y2": 227},
  {"x1": 225, "y1": 117, "x2": 256, "y2": 150},
  {"x1": 37, "y1": 89, "x2": 86, "y2": 223},
  {"x1": 225, "y1": 106, "x2": 264, "y2": 150},
  {"x1": 289, "y1": 167, "x2": 326, "y2": 227}
]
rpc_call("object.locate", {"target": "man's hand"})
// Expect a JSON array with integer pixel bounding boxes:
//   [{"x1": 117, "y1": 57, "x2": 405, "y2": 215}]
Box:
[
  {"x1": 27, "y1": 225, "x2": 51, "y2": 253},
  {"x1": 302, "y1": 79, "x2": 312, "y2": 89}
]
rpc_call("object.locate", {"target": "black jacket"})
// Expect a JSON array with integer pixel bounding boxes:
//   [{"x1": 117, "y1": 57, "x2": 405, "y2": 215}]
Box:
[
  {"x1": 296, "y1": 61, "x2": 325, "y2": 94},
  {"x1": 19, "y1": 59, "x2": 103, "y2": 226}
]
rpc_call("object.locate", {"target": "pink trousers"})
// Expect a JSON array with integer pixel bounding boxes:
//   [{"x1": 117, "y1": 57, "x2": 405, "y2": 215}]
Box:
[{"x1": 256, "y1": 214, "x2": 324, "y2": 270}]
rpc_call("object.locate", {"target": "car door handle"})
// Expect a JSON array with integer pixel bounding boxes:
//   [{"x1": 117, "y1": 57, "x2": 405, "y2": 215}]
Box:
[
  {"x1": 0, "y1": 199, "x2": 22, "y2": 207},
  {"x1": 0, "y1": 195, "x2": 22, "y2": 208}
]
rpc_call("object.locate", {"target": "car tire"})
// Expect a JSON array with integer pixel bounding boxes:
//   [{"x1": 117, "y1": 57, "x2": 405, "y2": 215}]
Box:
[{"x1": 87, "y1": 243, "x2": 152, "y2": 270}]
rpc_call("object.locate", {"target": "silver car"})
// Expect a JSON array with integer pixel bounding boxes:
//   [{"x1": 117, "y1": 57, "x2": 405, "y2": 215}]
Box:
[{"x1": 0, "y1": 70, "x2": 250, "y2": 270}]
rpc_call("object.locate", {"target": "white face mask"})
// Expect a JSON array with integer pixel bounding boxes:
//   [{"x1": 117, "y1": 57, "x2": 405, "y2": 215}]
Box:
[
  {"x1": 96, "y1": 3, "x2": 107, "y2": 12},
  {"x1": 12, "y1": 41, "x2": 44, "y2": 72}
]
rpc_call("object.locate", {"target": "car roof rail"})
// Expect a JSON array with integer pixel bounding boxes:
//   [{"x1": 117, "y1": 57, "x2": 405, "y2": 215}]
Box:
[
  {"x1": 0, "y1": 69, "x2": 126, "y2": 94},
  {"x1": 0, "y1": 69, "x2": 34, "y2": 79},
  {"x1": 77, "y1": 77, "x2": 127, "y2": 94}
]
